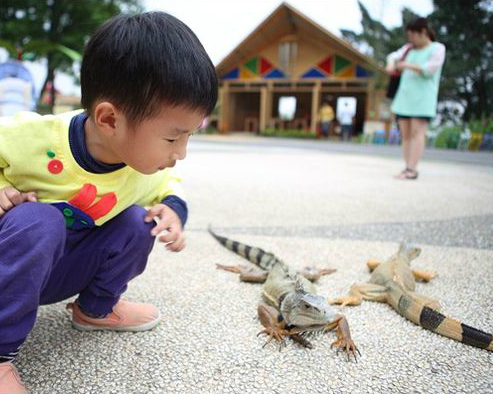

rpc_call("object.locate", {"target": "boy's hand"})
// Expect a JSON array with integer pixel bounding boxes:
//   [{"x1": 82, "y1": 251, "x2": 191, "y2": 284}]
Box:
[
  {"x1": 144, "y1": 203, "x2": 185, "y2": 252},
  {"x1": 0, "y1": 186, "x2": 37, "y2": 218}
]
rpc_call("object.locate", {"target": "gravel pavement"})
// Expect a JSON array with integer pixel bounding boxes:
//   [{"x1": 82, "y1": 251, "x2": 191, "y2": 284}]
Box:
[{"x1": 19, "y1": 136, "x2": 493, "y2": 393}]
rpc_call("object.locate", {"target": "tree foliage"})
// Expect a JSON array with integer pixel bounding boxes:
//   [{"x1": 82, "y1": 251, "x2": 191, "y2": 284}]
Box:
[
  {"x1": 0, "y1": 0, "x2": 143, "y2": 112},
  {"x1": 341, "y1": 0, "x2": 493, "y2": 122}
]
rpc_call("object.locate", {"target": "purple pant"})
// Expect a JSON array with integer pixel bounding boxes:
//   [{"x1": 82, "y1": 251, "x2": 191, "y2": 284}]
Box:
[{"x1": 0, "y1": 202, "x2": 155, "y2": 355}]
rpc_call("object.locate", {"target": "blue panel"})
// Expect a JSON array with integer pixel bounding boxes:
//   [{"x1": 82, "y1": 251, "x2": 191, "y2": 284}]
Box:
[
  {"x1": 356, "y1": 65, "x2": 372, "y2": 78},
  {"x1": 301, "y1": 68, "x2": 326, "y2": 78},
  {"x1": 222, "y1": 68, "x2": 239, "y2": 79},
  {"x1": 264, "y1": 68, "x2": 285, "y2": 78}
]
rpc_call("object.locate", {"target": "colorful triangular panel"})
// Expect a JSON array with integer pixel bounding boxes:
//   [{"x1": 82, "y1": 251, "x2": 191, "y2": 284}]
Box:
[
  {"x1": 260, "y1": 57, "x2": 274, "y2": 75},
  {"x1": 244, "y1": 57, "x2": 258, "y2": 75},
  {"x1": 334, "y1": 55, "x2": 351, "y2": 74},
  {"x1": 222, "y1": 68, "x2": 239, "y2": 80},
  {"x1": 356, "y1": 65, "x2": 372, "y2": 77},
  {"x1": 240, "y1": 67, "x2": 256, "y2": 79},
  {"x1": 337, "y1": 65, "x2": 355, "y2": 78},
  {"x1": 318, "y1": 56, "x2": 333, "y2": 75},
  {"x1": 301, "y1": 68, "x2": 326, "y2": 78},
  {"x1": 264, "y1": 68, "x2": 285, "y2": 78}
]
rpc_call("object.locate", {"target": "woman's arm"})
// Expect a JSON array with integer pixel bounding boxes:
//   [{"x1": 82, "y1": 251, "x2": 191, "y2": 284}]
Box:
[{"x1": 397, "y1": 43, "x2": 446, "y2": 77}]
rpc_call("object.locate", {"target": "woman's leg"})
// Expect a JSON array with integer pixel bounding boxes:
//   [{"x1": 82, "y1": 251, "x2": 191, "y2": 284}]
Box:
[
  {"x1": 408, "y1": 118, "x2": 428, "y2": 171},
  {"x1": 397, "y1": 118, "x2": 411, "y2": 171}
]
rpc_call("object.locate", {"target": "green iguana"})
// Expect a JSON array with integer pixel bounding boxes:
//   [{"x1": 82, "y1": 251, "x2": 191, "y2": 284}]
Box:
[
  {"x1": 330, "y1": 243, "x2": 493, "y2": 351},
  {"x1": 209, "y1": 228, "x2": 360, "y2": 360}
]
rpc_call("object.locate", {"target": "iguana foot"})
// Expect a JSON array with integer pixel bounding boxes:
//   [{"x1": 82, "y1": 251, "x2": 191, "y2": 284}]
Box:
[
  {"x1": 331, "y1": 337, "x2": 361, "y2": 362},
  {"x1": 298, "y1": 267, "x2": 336, "y2": 282},
  {"x1": 257, "y1": 327, "x2": 290, "y2": 349},
  {"x1": 412, "y1": 269, "x2": 437, "y2": 282},
  {"x1": 328, "y1": 295, "x2": 361, "y2": 307},
  {"x1": 216, "y1": 264, "x2": 268, "y2": 283}
]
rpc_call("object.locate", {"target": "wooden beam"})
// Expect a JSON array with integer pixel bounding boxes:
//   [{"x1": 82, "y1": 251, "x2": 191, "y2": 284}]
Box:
[
  {"x1": 310, "y1": 81, "x2": 321, "y2": 134},
  {"x1": 218, "y1": 84, "x2": 230, "y2": 134}
]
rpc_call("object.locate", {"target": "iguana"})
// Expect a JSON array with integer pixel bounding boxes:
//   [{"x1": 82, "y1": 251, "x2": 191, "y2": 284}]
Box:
[
  {"x1": 330, "y1": 243, "x2": 493, "y2": 351},
  {"x1": 209, "y1": 228, "x2": 360, "y2": 360}
]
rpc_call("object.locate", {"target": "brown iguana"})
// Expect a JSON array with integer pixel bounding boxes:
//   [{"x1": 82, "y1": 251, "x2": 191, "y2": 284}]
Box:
[
  {"x1": 209, "y1": 227, "x2": 360, "y2": 360},
  {"x1": 330, "y1": 243, "x2": 493, "y2": 351}
]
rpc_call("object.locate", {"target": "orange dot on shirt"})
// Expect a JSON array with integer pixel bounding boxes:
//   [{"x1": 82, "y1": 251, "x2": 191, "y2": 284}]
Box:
[{"x1": 48, "y1": 159, "x2": 63, "y2": 174}]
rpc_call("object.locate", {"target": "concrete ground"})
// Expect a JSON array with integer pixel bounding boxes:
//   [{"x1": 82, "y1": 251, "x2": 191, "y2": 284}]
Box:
[{"x1": 19, "y1": 136, "x2": 493, "y2": 393}]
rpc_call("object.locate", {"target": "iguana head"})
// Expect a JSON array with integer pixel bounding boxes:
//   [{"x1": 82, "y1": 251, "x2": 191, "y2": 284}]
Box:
[
  {"x1": 398, "y1": 243, "x2": 421, "y2": 265},
  {"x1": 280, "y1": 280, "x2": 336, "y2": 327}
]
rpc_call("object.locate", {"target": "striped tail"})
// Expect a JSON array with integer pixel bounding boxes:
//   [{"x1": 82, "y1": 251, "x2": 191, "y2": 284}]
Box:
[
  {"x1": 208, "y1": 226, "x2": 282, "y2": 271},
  {"x1": 392, "y1": 286, "x2": 493, "y2": 351}
]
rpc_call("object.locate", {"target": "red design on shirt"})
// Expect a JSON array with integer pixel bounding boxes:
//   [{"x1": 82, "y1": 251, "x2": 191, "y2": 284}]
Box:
[
  {"x1": 68, "y1": 183, "x2": 118, "y2": 221},
  {"x1": 48, "y1": 159, "x2": 63, "y2": 174}
]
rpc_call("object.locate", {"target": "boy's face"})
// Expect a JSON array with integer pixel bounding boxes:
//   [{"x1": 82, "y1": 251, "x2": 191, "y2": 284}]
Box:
[{"x1": 113, "y1": 104, "x2": 205, "y2": 174}]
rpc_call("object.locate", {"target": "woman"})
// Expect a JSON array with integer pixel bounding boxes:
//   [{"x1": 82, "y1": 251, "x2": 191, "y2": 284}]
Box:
[{"x1": 386, "y1": 18, "x2": 446, "y2": 180}]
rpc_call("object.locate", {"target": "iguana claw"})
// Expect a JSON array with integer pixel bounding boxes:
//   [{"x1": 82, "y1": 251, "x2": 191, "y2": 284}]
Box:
[
  {"x1": 257, "y1": 327, "x2": 290, "y2": 350},
  {"x1": 331, "y1": 337, "x2": 360, "y2": 362}
]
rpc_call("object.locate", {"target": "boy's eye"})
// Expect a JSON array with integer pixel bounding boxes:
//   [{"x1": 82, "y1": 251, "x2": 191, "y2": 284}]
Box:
[{"x1": 165, "y1": 139, "x2": 176, "y2": 143}]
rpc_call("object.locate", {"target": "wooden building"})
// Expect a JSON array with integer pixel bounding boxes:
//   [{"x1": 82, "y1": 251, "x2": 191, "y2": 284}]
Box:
[{"x1": 215, "y1": 2, "x2": 388, "y2": 135}]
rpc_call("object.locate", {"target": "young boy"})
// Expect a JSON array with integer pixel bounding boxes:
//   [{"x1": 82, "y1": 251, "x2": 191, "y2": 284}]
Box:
[{"x1": 0, "y1": 12, "x2": 217, "y2": 393}]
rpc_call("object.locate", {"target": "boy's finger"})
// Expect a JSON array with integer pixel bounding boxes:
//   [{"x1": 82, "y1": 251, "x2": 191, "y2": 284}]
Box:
[
  {"x1": 158, "y1": 229, "x2": 180, "y2": 244},
  {"x1": 23, "y1": 192, "x2": 38, "y2": 202},
  {"x1": 150, "y1": 219, "x2": 173, "y2": 236},
  {"x1": 5, "y1": 188, "x2": 23, "y2": 206},
  {"x1": 144, "y1": 206, "x2": 162, "y2": 223},
  {"x1": 0, "y1": 193, "x2": 14, "y2": 211},
  {"x1": 167, "y1": 234, "x2": 185, "y2": 252}
]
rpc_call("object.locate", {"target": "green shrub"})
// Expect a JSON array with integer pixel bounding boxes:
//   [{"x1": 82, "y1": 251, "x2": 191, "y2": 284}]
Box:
[
  {"x1": 435, "y1": 125, "x2": 462, "y2": 149},
  {"x1": 260, "y1": 128, "x2": 316, "y2": 139}
]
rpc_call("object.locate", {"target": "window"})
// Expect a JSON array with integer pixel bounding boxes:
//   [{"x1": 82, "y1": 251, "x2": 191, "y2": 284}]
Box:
[{"x1": 278, "y1": 40, "x2": 297, "y2": 77}]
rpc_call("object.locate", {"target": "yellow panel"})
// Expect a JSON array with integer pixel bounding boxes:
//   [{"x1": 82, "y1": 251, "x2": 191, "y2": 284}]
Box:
[
  {"x1": 337, "y1": 65, "x2": 355, "y2": 78},
  {"x1": 240, "y1": 67, "x2": 256, "y2": 79}
]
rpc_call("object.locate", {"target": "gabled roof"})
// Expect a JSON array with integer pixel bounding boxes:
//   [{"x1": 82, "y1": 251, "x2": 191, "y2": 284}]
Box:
[{"x1": 216, "y1": 2, "x2": 385, "y2": 77}]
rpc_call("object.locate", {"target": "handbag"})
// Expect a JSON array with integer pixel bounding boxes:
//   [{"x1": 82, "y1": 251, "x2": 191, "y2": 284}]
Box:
[{"x1": 386, "y1": 45, "x2": 412, "y2": 99}]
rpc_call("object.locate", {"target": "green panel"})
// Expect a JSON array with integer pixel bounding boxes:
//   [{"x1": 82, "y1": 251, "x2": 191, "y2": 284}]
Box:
[
  {"x1": 244, "y1": 57, "x2": 259, "y2": 75},
  {"x1": 334, "y1": 55, "x2": 351, "y2": 73}
]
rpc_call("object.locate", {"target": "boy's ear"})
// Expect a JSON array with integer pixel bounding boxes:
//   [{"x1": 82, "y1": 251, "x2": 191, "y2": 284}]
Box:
[{"x1": 93, "y1": 101, "x2": 119, "y2": 136}]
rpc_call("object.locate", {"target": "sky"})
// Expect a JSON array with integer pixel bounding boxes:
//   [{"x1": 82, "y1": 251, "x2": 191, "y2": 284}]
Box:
[{"x1": 2, "y1": 0, "x2": 433, "y2": 96}]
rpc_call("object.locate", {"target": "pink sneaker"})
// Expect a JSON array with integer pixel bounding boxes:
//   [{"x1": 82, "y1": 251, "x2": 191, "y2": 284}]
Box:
[
  {"x1": 66, "y1": 300, "x2": 161, "y2": 332},
  {"x1": 0, "y1": 363, "x2": 27, "y2": 394}
]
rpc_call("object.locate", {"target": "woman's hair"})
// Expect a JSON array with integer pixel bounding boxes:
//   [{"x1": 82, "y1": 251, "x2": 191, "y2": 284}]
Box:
[{"x1": 406, "y1": 17, "x2": 436, "y2": 41}]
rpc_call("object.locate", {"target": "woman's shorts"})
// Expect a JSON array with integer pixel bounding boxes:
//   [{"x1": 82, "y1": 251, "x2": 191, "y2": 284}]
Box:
[{"x1": 395, "y1": 114, "x2": 432, "y2": 123}]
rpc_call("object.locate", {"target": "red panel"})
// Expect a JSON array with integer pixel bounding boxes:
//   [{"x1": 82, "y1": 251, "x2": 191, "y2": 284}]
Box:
[
  {"x1": 260, "y1": 57, "x2": 274, "y2": 75},
  {"x1": 318, "y1": 56, "x2": 333, "y2": 75}
]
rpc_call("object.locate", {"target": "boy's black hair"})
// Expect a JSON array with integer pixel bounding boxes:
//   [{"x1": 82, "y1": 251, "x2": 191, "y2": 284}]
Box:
[{"x1": 81, "y1": 12, "x2": 218, "y2": 123}]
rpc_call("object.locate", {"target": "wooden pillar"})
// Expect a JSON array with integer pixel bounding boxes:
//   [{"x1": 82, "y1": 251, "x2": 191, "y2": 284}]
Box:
[
  {"x1": 260, "y1": 84, "x2": 273, "y2": 132},
  {"x1": 310, "y1": 81, "x2": 321, "y2": 134},
  {"x1": 218, "y1": 83, "x2": 230, "y2": 134},
  {"x1": 365, "y1": 79, "x2": 375, "y2": 121}
]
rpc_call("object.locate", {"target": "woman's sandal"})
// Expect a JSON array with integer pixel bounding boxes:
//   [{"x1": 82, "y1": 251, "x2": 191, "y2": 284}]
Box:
[
  {"x1": 394, "y1": 168, "x2": 410, "y2": 179},
  {"x1": 405, "y1": 169, "x2": 419, "y2": 180},
  {"x1": 394, "y1": 168, "x2": 419, "y2": 180}
]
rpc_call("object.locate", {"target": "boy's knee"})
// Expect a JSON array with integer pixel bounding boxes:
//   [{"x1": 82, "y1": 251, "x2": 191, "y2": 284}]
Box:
[
  {"x1": 113, "y1": 205, "x2": 154, "y2": 243},
  {"x1": 2, "y1": 202, "x2": 66, "y2": 243}
]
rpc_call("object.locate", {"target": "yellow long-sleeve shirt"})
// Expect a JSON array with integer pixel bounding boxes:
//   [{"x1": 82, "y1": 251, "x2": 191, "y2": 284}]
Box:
[{"x1": 0, "y1": 111, "x2": 185, "y2": 228}]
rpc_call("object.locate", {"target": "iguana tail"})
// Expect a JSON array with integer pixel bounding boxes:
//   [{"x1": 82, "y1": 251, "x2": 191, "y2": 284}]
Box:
[
  {"x1": 208, "y1": 226, "x2": 283, "y2": 271},
  {"x1": 389, "y1": 283, "x2": 493, "y2": 351}
]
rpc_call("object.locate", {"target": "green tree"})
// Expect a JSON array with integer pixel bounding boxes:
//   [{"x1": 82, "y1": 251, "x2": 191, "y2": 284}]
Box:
[
  {"x1": 428, "y1": 0, "x2": 493, "y2": 121},
  {"x1": 340, "y1": 1, "x2": 418, "y2": 67},
  {"x1": 340, "y1": 0, "x2": 493, "y2": 122},
  {"x1": 0, "y1": 0, "x2": 143, "y2": 113}
]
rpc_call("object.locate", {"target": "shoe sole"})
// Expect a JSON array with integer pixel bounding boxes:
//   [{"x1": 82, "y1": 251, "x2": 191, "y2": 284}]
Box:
[{"x1": 71, "y1": 310, "x2": 162, "y2": 332}]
